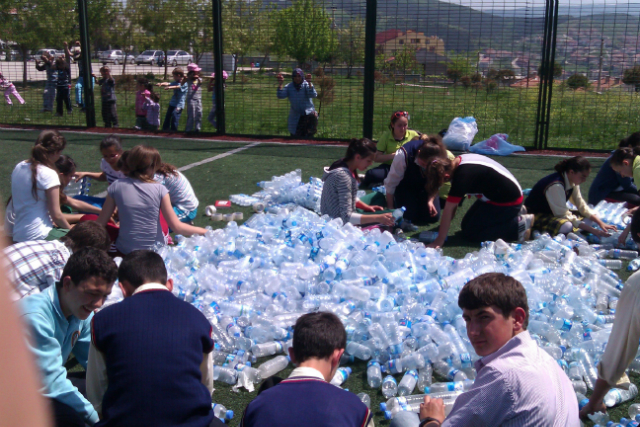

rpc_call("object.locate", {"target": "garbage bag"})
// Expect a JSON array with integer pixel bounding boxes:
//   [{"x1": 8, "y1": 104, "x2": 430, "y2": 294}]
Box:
[
  {"x1": 442, "y1": 117, "x2": 478, "y2": 151},
  {"x1": 469, "y1": 133, "x2": 525, "y2": 156}
]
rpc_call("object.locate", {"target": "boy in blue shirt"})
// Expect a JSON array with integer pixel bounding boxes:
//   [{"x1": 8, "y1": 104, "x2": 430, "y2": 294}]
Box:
[
  {"x1": 20, "y1": 247, "x2": 118, "y2": 427},
  {"x1": 86, "y1": 250, "x2": 221, "y2": 427}
]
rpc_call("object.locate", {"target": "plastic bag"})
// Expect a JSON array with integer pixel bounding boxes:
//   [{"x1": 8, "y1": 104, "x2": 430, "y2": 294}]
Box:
[
  {"x1": 442, "y1": 117, "x2": 478, "y2": 151},
  {"x1": 469, "y1": 133, "x2": 525, "y2": 156}
]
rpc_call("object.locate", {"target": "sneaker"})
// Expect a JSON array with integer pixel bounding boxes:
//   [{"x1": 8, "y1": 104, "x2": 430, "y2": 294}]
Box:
[
  {"x1": 518, "y1": 214, "x2": 535, "y2": 243},
  {"x1": 134, "y1": 126, "x2": 141, "y2": 130}
]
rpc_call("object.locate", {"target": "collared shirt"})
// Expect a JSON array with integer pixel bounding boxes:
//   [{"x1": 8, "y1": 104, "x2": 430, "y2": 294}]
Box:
[
  {"x1": 20, "y1": 285, "x2": 98, "y2": 424},
  {"x1": 3, "y1": 240, "x2": 71, "y2": 300},
  {"x1": 597, "y1": 271, "x2": 640, "y2": 387},
  {"x1": 86, "y1": 283, "x2": 214, "y2": 419},
  {"x1": 442, "y1": 331, "x2": 579, "y2": 427},
  {"x1": 286, "y1": 367, "x2": 375, "y2": 427},
  {"x1": 384, "y1": 148, "x2": 454, "y2": 197},
  {"x1": 544, "y1": 172, "x2": 594, "y2": 227}
]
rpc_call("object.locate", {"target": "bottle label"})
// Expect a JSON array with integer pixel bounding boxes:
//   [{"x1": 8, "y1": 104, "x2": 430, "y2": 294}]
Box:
[
  {"x1": 384, "y1": 375, "x2": 397, "y2": 385},
  {"x1": 388, "y1": 359, "x2": 398, "y2": 372},
  {"x1": 407, "y1": 370, "x2": 418, "y2": 380},
  {"x1": 559, "y1": 318, "x2": 573, "y2": 332},
  {"x1": 395, "y1": 397, "x2": 408, "y2": 410},
  {"x1": 367, "y1": 360, "x2": 380, "y2": 369}
]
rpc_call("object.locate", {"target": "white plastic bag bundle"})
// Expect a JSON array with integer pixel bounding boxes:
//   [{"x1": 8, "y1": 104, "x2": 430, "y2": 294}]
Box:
[
  {"x1": 442, "y1": 117, "x2": 478, "y2": 151},
  {"x1": 469, "y1": 134, "x2": 525, "y2": 156}
]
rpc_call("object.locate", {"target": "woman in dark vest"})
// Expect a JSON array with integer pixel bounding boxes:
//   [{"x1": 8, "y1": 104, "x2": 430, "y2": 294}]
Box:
[
  {"x1": 525, "y1": 156, "x2": 615, "y2": 237},
  {"x1": 383, "y1": 135, "x2": 448, "y2": 223}
]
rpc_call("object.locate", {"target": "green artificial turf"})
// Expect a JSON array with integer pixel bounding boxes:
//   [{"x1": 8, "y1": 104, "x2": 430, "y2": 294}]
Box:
[{"x1": 0, "y1": 129, "x2": 634, "y2": 425}]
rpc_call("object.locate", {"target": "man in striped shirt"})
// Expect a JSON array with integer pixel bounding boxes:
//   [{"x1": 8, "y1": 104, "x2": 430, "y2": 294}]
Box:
[{"x1": 394, "y1": 273, "x2": 579, "y2": 427}]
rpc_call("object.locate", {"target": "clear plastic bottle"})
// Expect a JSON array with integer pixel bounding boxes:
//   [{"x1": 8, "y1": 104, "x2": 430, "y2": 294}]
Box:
[
  {"x1": 346, "y1": 341, "x2": 372, "y2": 360},
  {"x1": 211, "y1": 403, "x2": 234, "y2": 421},
  {"x1": 608, "y1": 249, "x2": 639, "y2": 260},
  {"x1": 629, "y1": 403, "x2": 640, "y2": 419},
  {"x1": 425, "y1": 379, "x2": 474, "y2": 394},
  {"x1": 256, "y1": 355, "x2": 289, "y2": 382},
  {"x1": 392, "y1": 207, "x2": 406, "y2": 224},
  {"x1": 367, "y1": 361, "x2": 383, "y2": 388},
  {"x1": 213, "y1": 365, "x2": 238, "y2": 385},
  {"x1": 604, "y1": 384, "x2": 638, "y2": 407},
  {"x1": 251, "y1": 341, "x2": 284, "y2": 358},
  {"x1": 382, "y1": 375, "x2": 398, "y2": 398},
  {"x1": 629, "y1": 258, "x2": 640, "y2": 272},
  {"x1": 417, "y1": 365, "x2": 433, "y2": 392},
  {"x1": 330, "y1": 367, "x2": 352, "y2": 387},
  {"x1": 357, "y1": 392, "x2": 371, "y2": 409},
  {"x1": 397, "y1": 370, "x2": 419, "y2": 396}
]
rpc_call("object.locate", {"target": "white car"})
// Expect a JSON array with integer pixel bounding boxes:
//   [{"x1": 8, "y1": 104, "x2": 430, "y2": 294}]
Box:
[
  {"x1": 136, "y1": 50, "x2": 165, "y2": 66},
  {"x1": 100, "y1": 50, "x2": 135, "y2": 65},
  {"x1": 166, "y1": 50, "x2": 193, "y2": 66}
]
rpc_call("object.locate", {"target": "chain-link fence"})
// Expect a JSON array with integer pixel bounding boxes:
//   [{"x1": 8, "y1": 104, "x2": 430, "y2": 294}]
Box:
[{"x1": 0, "y1": 0, "x2": 639, "y2": 149}]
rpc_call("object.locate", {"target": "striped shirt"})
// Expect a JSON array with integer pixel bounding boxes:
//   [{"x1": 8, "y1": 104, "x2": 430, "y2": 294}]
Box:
[
  {"x1": 154, "y1": 171, "x2": 199, "y2": 214},
  {"x1": 3, "y1": 240, "x2": 71, "y2": 300},
  {"x1": 443, "y1": 331, "x2": 579, "y2": 427},
  {"x1": 320, "y1": 163, "x2": 362, "y2": 225}
]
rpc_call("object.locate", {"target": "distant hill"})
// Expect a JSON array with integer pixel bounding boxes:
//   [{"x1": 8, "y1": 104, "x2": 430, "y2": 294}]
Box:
[{"x1": 484, "y1": 3, "x2": 640, "y2": 18}]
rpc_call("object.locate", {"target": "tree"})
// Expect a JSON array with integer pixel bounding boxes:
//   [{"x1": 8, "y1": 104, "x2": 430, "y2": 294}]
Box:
[
  {"x1": 313, "y1": 67, "x2": 335, "y2": 115},
  {"x1": 538, "y1": 61, "x2": 563, "y2": 78},
  {"x1": 223, "y1": 0, "x2": 257, "y2": 82},
  {"x1": 272, "y1": 0, "x2": 337, "y2": 67},
  {"x1": 375, "y1": 51, "x2": 392, "y2": 73},
  {"x1": 566, "y1": 73, "x2": 589, "y2": 90},
  {"x1": 622, "y1": 65, "x2": 640, "y2": 91},
  {"x1": 445, "y1": 53, "x2": 473, "y2": 84},
  {"x1": 393, "y1": 44, "x2": 417, "y2": 75},
  {"x1": 190, "y1": 0, "x2": 213, "y2": 64},
  {"x1": 127, "y1": 0, "x2": 193, "y2": 79},
  {"x1": 337, "y1": 18, "x2": 365, "y2": 78},
  {"x1": 252, "y1": 5, "x2": 276, "y2": 70},
  {"x1": 0, "y1": 0, "x2": 76, "y2": 86}
]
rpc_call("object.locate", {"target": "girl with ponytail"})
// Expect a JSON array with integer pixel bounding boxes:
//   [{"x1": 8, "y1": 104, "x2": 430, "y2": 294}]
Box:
[
  {"x1": 320, "y1": 138, "x2": 394, "y2": 226},
  {"x1": 524, "y1": 156, "x2": 614, "y2": 237},
  {"x1": 424, "y1": 153, "x2": 529, "y2": 248},
  {"x1": 7, "y1": 130, "x2": 72, "y2": 242},
  {"x1": 589, "y1": 133, "x2": 640, "y2": 206}
]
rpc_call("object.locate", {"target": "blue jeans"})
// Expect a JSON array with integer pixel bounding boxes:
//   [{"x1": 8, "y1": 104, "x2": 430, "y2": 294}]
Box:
[
  {"x1": 389, "y1": 411, "x2": 420, "y2": 427},
  {"x1": 162, "y1": 105, "x2": 182, "y2": 131},
  {"x1": 75, "y1": 76, "x2": 94, "y2": 107}
]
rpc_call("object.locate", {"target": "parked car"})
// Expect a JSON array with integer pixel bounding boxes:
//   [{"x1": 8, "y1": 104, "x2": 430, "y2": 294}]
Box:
[
  {"x1": 136, "y1": 50, "x2": 165, "y2": 66},
  {"x1": 32, "y1": 48, "x2": 57, "y2": 60},
  {"x1": 166, "y1": 50, "x2": 193, "y2": 66},
  {"x1": 100, "y1": 50, "x2": 135, "y2": 65}
]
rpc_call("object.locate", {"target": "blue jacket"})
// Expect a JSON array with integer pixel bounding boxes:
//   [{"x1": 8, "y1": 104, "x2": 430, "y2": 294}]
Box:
[
  {"x1": 20, "y1": 285, "x2": 98, "y2": 424},
  {"x1": 588, "y1": 156, "x2": 637, "y2": 205},
  {"x1": 168, "y1": 81, "x2": 188, "y2": 109},
  {"x1": 277, "y1": 81, "x2": 317, "y2": 134}
]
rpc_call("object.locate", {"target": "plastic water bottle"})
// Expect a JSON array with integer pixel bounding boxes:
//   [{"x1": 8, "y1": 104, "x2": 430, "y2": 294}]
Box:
[
  {"x1": 417, "y1": 365, "x2": 433, "y2": 391},
  {"x1": 367, "y1": 361, "x2": 383, "y2": 388},
  {"x1": 419, "y1": 231, "x2": 439, "y2": 243},
  {"x1": 212, "y1": 403, "x2": 234, "y2": 421},
  {"x1": 629, "y1": 403, "x2": 640, "y2": 419},
  {"x1": 604, "y1": 384, "x2": 638, "y2": 407},
  {"x1": 608, "y1": 249, "x2": 638, "y2": 260},
  {"x1": 357, "y1": 392, "x2": 371, "y2": 409},
  {"x1": 330, "y1": 367, "x2": 352, "y2": 387},
  {"x1": 257, "y1": 355, "x2": 289, "y2": 382},
  {"x1": 382, "y1": 375, "x2": 398, "y2": 398},
  {"x1": 213, "y1": 365, "x2": 238, "y2": 385},
  {"x1": 392, "y1": 207, "x2": 406, "y2": 225},
  {"x1": 397, "y1": 369, "x2": 418, "y2": 396},
  {"x1": 628, "y1": 258, "x2": 640, "y2": 272},
  {"x1": 425, "y1": 379, "x2": 474, "y2": 394},
  {"x1": 346, "y1": 341, "x2": 372, "y2": 360}
]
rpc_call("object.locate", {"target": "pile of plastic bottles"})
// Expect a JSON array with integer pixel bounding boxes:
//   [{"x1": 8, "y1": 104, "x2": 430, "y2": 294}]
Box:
[
  {"x1": 150, "y1": 204, "x2": 640, "y2": 420},
  {"x1": 230, "y1": 170, "x2": 323, "y2": 213}
]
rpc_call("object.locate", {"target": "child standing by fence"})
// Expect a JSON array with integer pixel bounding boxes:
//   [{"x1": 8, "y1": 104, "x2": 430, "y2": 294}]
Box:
[
  {"x1": 134, "y1": 78, "x2": 150, "y2": 129},
  {"x1": 142, "y1": 92, "x2": 161, "y2": 131},
  {"x1": 94, "y1": 66, "x2": 118, "y2": 128},
  {"x1": 35, "y1": 53, "x2": 56, "y2": 112},
  {"x1": 185, "y1": 63, "x2": 202, "y2": 133},
  {"x1": 0, "y1": 72, "x2": 25, "y2": 107},
  {"x1": 207, "y1": 70, "x2": 227, "y2": 128},
  {"x1": 54, "y1": 57, "x2": 72, "y2": 116},
  {"x1": 158, "y1": 67, "x2": 187, "y2": 131}
]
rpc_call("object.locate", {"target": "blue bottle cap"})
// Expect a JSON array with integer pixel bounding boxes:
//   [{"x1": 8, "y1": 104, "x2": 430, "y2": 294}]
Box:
[
  {"x1": 380, "y1": 402, "x2": 387, "y2": 411},
  {"x1": 226, "y1": 410, "x2": 234, "y2": 420},
  {"x1": 384, "y1": 410, "x2": 393, "y2": 420}
]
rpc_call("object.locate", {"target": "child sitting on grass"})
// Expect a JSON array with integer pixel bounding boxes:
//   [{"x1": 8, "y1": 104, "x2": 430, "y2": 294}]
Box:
[
  {"x1": 154, "y1": 162, "x2": 199, "y2": 223},
  {"x1": 74, "y1": 134, "x2": 126, "y2": 185},
  {"x1": 96, "y1": 145, "x2": 207, "y2": 254},
  {"x1": 20, "y1": 247, "x2": 118, "y2": 427},
  {"x1": 87, "y1": 250, "x2": 223, "y2": 427}
]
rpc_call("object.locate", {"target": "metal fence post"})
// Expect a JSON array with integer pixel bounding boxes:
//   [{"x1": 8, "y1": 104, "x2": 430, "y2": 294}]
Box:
[
  {"x1": 78, "y1": 0, "x2": 96, "y2": 128},
  {"x1": 212, "y1": 0, "x2": 226, "y2": 135},
  {"x1": 543, "y1": 0, "x2": 559, "y2": 149},
  {"x1": 362, "y1": 0, "x2": 377, "y2": 139}
]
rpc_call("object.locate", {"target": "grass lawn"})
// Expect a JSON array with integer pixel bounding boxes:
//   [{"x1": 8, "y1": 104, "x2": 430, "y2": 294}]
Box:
[
  {"x1": 1, "y1": 129, "x2": 635, "y2": 426},
  {"x1": 4, "y1": 74, "x2": 640, "y2": 150}
]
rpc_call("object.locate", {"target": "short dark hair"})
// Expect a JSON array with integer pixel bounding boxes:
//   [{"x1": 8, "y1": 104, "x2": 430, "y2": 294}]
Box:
[
  {"x1": 118, "y1": 250, "x2": 167, "y2": 288},
  {"x1": 60, "y1": 221, "x2": 111, "y2": 252},
  {"x1": 631, "y1": 208, "x2": 640, "y2": 246},
  {"x1": 99, "y1": 134, "x2": 122, "y2": 152},
  {"x1": 292, "y1": 312, "x2": 346, "y2": 363},
  {"x1": 458, "y1": 273, "x2": 529, "y2": 328},
  {"x1": 59, "y1": 247, "x2": 118, "y2": 288}
]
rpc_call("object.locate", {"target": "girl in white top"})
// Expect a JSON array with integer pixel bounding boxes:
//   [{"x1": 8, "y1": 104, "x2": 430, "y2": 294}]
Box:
[
  {"x1": 74, "y1": 135, "x2": 127, "y2": 185},
  {"x1": 8, "y1": 130, "x2": 72, "y2": 242},
  {"x1": 97, "y1": 145, "x2": 206, "y2": 254},
  {"x1": 154, "y1": 163, "x2": 199, "y2": 223}
]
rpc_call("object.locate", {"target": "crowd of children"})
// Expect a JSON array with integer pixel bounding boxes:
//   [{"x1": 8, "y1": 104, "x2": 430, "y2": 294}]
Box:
[{"x1": 8, "y1": 122, "x2": 640, "y2": 426}]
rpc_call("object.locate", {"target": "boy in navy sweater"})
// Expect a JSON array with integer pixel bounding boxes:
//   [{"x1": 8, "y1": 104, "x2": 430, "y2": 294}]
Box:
[
  {"x1": 86, "y1": 250, "x2": 222, "y2": 427},
  {"x1": 241, "y1": 312, "x2": 374, "y2": 427}
]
